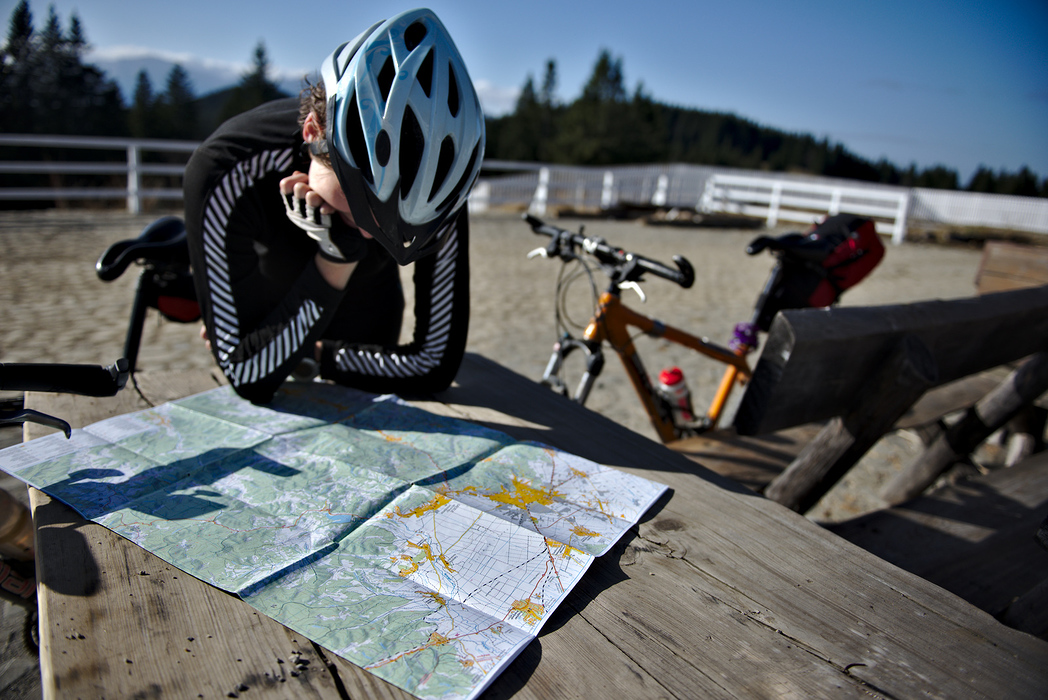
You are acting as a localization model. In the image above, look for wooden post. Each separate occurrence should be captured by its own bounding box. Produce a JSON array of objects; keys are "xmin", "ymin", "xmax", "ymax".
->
[
  {"xmin": 764, "ymin": 334, "xmax": 938, "ymax": 513},
  {"xmin": 882, "ymin": 351, "xmax": 1048, "ymax": 506}
]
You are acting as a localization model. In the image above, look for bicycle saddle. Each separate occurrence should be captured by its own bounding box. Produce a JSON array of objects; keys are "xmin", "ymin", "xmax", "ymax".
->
[
  {"xmin": 745, "ymin": 232, "xmax": 834, "ymax": 262},
  {"xmin": 96, "ymin": 216, "xmax": 190, "ymax": 282}
]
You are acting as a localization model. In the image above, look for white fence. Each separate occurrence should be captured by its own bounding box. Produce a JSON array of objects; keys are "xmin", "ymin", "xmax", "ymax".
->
[
  {"xmin": 699, "ymin": 174, "xmax": 910, "ymax": 243},
  {"xmin": 3, "ymin": 135, "xmax": 1048, "ymax": 243},
  {"xmin": 476, "ymin": 163, "xmax": 1048, "ymax": 243},
  {"xmin": 0, "ymin": 134, "xmax": 198, "ymax": 214}
]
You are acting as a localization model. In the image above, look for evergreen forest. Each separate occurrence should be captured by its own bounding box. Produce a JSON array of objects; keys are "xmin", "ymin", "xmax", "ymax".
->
[{"xmin": 2, "ymin": 1, "xmax": 1045, "ymax": 198}]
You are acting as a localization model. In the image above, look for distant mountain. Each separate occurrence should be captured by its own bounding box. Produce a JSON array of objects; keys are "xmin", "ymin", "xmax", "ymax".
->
[
  {"xmin": 89, "ymin": 49, "xmax": 309, "ymax": 104},
  {"xmin": 89, "ymin": 48, "xmax": 515, "ymax": 119}
]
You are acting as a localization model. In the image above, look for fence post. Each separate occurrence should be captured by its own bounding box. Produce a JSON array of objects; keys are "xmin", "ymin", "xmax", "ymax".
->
[
  {"xmin": 829, "ymin": 188, "xmax": 841, "ymax": 216},
  {"xmin": 529, "ymin": 167, "xmax": 549, "ymax": 215},
  {"xmin": 767, "ymin": 182, "xmax": 782, "ymax": 227},
  {"xmin": 652, "ymin": 173, "xmax": 669, "ymax": 207},
  {"xmin": 601, "ymin": 171, "xmax": 615, "ymax": 209},
  {"xmin": 126, "ymin": 144, "xmax": 140, "ymax": 214},
  {"xmin": 892, "ymin": 192, "xmax": 910, "ymax": 245}
]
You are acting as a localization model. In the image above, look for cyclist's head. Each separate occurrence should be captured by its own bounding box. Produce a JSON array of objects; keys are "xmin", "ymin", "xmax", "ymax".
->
[{"xmin": 309, "ymin": 7, "xmax": 485, "ymax": 265}]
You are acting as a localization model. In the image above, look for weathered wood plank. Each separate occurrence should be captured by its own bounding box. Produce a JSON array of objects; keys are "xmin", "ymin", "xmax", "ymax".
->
[
  {"xmin": 831, "ymin": 453, "xmax": 1048, "ymax": 631},
  {"xmin": 29, "ymin": 488, "xmax": 352, "ymax": 699},
  {"xmin": 975, "ymin": 241, "xmax": 1048, "ymax": 294},
  {"xmin": 18, "ymin": 358, "xmax": 1048, "ymax": 699},
  {"xmin": 883, "ymin": 352, "xmax": 1048, "ymax": 505},
  {"xmin": 734, "ymin": 285, "xmax": 1048, "ymax": 435},
  {"xmin": 895, "ymin": 370, "xmax": 1005, "ymax": 430},
  {"xmin": 667, "ymin": 423, "xmax": 822, "ymax": 492},
  {"xmin": 764, "ymin": 334, "xmax": 938, "ymax": 512},
  {"xmin": 436, "ymin": 355, "xmax": 1048, "ymax": 699}
]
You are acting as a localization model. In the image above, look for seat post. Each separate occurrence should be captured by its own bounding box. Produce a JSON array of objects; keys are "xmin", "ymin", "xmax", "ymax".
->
[{"xmin": 122, "ymin": 270, "xmax": 157, "ymax": 375}]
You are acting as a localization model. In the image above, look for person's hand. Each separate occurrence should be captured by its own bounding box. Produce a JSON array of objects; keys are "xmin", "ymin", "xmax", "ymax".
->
[
  {"xmin": 199, "ymin": 323, "xmax": 211, "ymax": 352},
  {"xmin": 279, "ymin": 172, "xmax": 367, "ymax": 263}
]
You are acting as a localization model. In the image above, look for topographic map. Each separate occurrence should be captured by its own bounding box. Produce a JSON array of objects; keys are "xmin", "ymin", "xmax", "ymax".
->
[{"xmin": 0, "ymin": 383, "xmax": 667, "ymax": 700}]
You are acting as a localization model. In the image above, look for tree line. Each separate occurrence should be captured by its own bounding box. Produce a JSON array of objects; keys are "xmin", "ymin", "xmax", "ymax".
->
[
  {"xmin": 0, "ymin": 1, "xmax": 286, "ymax": 143},
  {"xmin": 1, "ymin": 2, "xmax": 1044, "ymax": 199},
  {"xmin": 486, "ymin": 52, "xmax": 1048, "ymax": 198}
]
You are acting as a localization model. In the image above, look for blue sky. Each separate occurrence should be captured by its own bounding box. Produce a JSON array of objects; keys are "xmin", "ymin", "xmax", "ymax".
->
[{"xmin": 5, "ymin": 0, "xmax": 1046, "ymax": 183}]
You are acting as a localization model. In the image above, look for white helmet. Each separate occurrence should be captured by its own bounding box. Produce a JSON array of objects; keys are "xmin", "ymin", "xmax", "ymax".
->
[{"xmin": 315, "ymin": 8, "xmax": 485, "ymax": 265}]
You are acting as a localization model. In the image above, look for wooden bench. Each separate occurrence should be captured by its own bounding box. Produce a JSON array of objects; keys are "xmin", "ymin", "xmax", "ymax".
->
[
  {"xmin": 828, "ymin": 450, "xmax": 1048, "ymax": 639},
  {"xmin": 975, "ymin": 240, "xmax": 1048, "ymax": 294},
  {"xmin": 19, "ymin": 356, "xmax": 1048, "ymax": 698},
  {"xmin": 730, "ymin": 284, "xmax": 1048, "ymax": 513}
]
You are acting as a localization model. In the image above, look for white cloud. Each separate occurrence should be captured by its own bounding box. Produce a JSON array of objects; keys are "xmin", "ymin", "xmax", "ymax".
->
[
  {"xmin": 86, "ymin": 45, "xmax": 310, "ymax": 98},
  {"xmin": 89, "ymin": 45, "xmax": 518, "ymax": 118},
  {"xmin": 474, "ymin": 79, "xmax": 519, "ymax": 117}
]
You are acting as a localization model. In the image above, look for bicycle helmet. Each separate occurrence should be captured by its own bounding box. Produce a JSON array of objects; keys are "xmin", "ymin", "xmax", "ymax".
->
[{"xmin": 315, "ymin": 8, "xmax": 485, "ymax": 265}]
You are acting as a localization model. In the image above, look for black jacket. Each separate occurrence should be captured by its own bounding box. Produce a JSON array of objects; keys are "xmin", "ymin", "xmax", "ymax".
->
[{"xmin": 183, "ymin": 99, "xmax": 470, "ymax": 403}]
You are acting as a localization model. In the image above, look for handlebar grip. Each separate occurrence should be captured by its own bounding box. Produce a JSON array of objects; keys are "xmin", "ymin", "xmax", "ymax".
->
[
  {"xmin": 635, "ymin": 255, "xmax": 694, "ymax": 289},
  {"xmin": 0, "ymin": 359, "xmax": 129, "ymax": 397}
]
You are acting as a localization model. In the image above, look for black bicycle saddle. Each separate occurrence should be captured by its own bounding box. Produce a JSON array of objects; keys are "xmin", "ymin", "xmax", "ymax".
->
[
  {"xmin": 745, "ymin": 231, "xmax": 833, "ymax": 262},
  {"xmin": 96, "ymin": 216, "xmax": 190, "ymax": 282}
]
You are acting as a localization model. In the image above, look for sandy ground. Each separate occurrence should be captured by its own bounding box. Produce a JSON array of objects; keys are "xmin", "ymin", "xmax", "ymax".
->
[{"xmin": 0, "ymin": 208, "xmax": 987, "ymax": 523}]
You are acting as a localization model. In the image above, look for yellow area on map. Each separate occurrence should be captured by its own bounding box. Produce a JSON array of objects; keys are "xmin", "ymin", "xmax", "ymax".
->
[
  {"xmin": 486, "ymin": 476, "xmax": 562, "ymax": 510},
  {"xmin": 394, "ymin": 540, "xmax": 456, "ymax": 578},
  {"xmin": 428, "ymin": 631, "xmax": 450, "ymax": 646},
  {"xmin": 510, "ymin": 598, "xmax": 545, "ymax": 625},
  {"xmin": 421, "ymin": 590, "xmax": 447, "ymax": 607},
  {"xmin": 392, "ymin": 493, "xmax": 451, "ymax": 518},
  {"xmin": 393, "ymin": 554, "xmax": 418, "ymax": 577},
  {"xmin": 572, "ymin": 525, "xmax": 600, "ymax": 538}
]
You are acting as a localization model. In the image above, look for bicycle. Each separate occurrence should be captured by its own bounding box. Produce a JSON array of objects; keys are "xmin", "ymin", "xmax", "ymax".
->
[
  {"xmin": 1, "ymin": 215, "xmax": 199, "ymax": 439},
  {"xmin": 523, "ymin": 212, "xmax": 884, "ymax": 443}
]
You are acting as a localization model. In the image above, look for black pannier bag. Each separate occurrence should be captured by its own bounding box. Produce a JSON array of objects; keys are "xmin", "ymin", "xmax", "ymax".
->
[{"xmin": 751, "ymin": 214, "xmax": 885, "ymax": 332}]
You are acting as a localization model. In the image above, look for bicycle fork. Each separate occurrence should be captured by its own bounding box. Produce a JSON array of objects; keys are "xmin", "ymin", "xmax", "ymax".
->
[{"xmin": 541, "ymin": 334, "xmax": 605, "ymax": 404}]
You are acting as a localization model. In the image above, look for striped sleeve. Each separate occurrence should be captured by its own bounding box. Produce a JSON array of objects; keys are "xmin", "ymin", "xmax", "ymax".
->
[
  {"xmin": 194, "ymin": 147, "xmax": 343, "ymax": 402},
  {"xmin": 325, "ymin": 211, "xmax": 470, "ymax": 395}
]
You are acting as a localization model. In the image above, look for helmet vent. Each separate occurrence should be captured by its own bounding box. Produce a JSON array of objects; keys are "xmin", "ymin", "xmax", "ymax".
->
[
  {"xmin": 404, "ymin": 21, "xmax": 427, "ymax": 50},
  {"xmin": 399, "ymin": 107, "xmax": 425, "ymax": 197},
  {"xmin": 429, "ymin": 136, "xmax": 455, "ymax": 202},
  {"xmin": 417, "ymin": 49, "xmax": 434, "ymax": 97},
  {"xmin": 447, "ymin": 64, "xmax": 460, "ymax": 117},
  {"xmin": 346, "ymin": 94, "xmax": 374, "ymax": 184},
  {"xmin": 436, "ymin": 141, "xmax": 479, "ymax": 212},
  {"xmin": 377, "ymin": 56, "xmax": 396, "ymax": 104},
  {"xmin": 375, "ymin": 130, "xmax": 391, "ymax": 166}
]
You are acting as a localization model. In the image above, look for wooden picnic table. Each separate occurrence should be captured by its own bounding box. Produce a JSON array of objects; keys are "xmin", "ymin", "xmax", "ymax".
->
[{"xmin": 23, "ymin": 354, "xmax": 1048, "ymax": 699}]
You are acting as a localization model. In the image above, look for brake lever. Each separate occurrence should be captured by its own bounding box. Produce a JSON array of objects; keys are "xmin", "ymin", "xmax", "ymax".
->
[
  {"xmin": 0, "ymin": 408, "xmax": 72, "ymax": 439},
  {"xmin": 620, "ymin": 281, "xmax": 647, "ymax": 303},
  {"xmin": 527, "ymin": 247, "xmax": 549, "ymax": 259}
]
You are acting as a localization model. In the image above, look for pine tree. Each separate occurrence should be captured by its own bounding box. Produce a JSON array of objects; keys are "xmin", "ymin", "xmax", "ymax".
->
[
  {"xmin": 129, "ymin": 70, "xmax": 155, "ymax": 138},
  {"xmin": 0, "ymin": 0, "xmax": 35, "ymax": 133},
  {"xmin": 0, "ymin": 1, "xmax": 125, "ymax": 136},
  {"xmin": 157, "ymin": 64, "xmax": 197, "ymax": 139},
  {"xmin": 219, "ymin": 42, "xmax": 287, "ymax": 122}
]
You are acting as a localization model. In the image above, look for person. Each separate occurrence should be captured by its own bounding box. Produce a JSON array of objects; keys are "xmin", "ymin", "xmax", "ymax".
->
[{"xmin": 183, "ymin": 8, "xmax": 485, "ymax": 404}]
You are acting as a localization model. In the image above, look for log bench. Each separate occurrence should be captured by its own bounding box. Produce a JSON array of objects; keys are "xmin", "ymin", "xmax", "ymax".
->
[{"xmin": 731, "ymin": 284, "xmax": 1048, "ymax": 512}]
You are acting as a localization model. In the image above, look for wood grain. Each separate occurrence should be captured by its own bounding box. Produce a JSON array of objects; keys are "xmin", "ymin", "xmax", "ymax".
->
[
  {"xmin": 18, "ymin": 357, "xmax": 1048, "ymax": 699},
  {"xmin": 734, "ymin": 284, "xmax": 1048, "ymax": 436}
]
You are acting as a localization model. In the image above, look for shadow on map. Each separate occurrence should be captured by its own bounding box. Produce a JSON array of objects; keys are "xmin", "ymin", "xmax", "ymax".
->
[{"xmin": 45, "ymin": 448, "xmax": 299, "ymax": 521}]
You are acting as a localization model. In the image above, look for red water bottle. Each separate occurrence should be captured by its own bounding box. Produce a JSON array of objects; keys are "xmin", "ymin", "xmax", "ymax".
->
[{"xmin": 657, "ymin": 366, "xmax": 694, "ymax": 424}]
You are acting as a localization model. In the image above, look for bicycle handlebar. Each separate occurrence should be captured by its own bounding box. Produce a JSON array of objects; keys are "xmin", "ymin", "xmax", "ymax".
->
[
  {"xmin": 523, "ymin": 213, "xmax": 694, "ymax": 289},
  {"xmin": 0, "ymin": 358, "xmax": 129, "ymax": 397}
]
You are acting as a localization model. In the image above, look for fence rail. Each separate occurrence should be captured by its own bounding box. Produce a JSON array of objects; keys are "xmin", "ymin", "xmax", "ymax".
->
[
  {"xmin": 699, "ymin": 174, "xmax": 910, "ymax": 243},
  {"xmin": 0, "ymin": 134, "xmax": 198, "ymax": 214},
  {"xmin": 3, "ymin": 134, "xmax": 1047, "ymax": 242}
]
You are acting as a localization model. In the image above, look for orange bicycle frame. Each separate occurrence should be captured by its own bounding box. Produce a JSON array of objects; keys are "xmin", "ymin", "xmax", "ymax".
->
[{"xmin": 583, "ymin": 291, "xmax": 752, "ymax": 443}]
